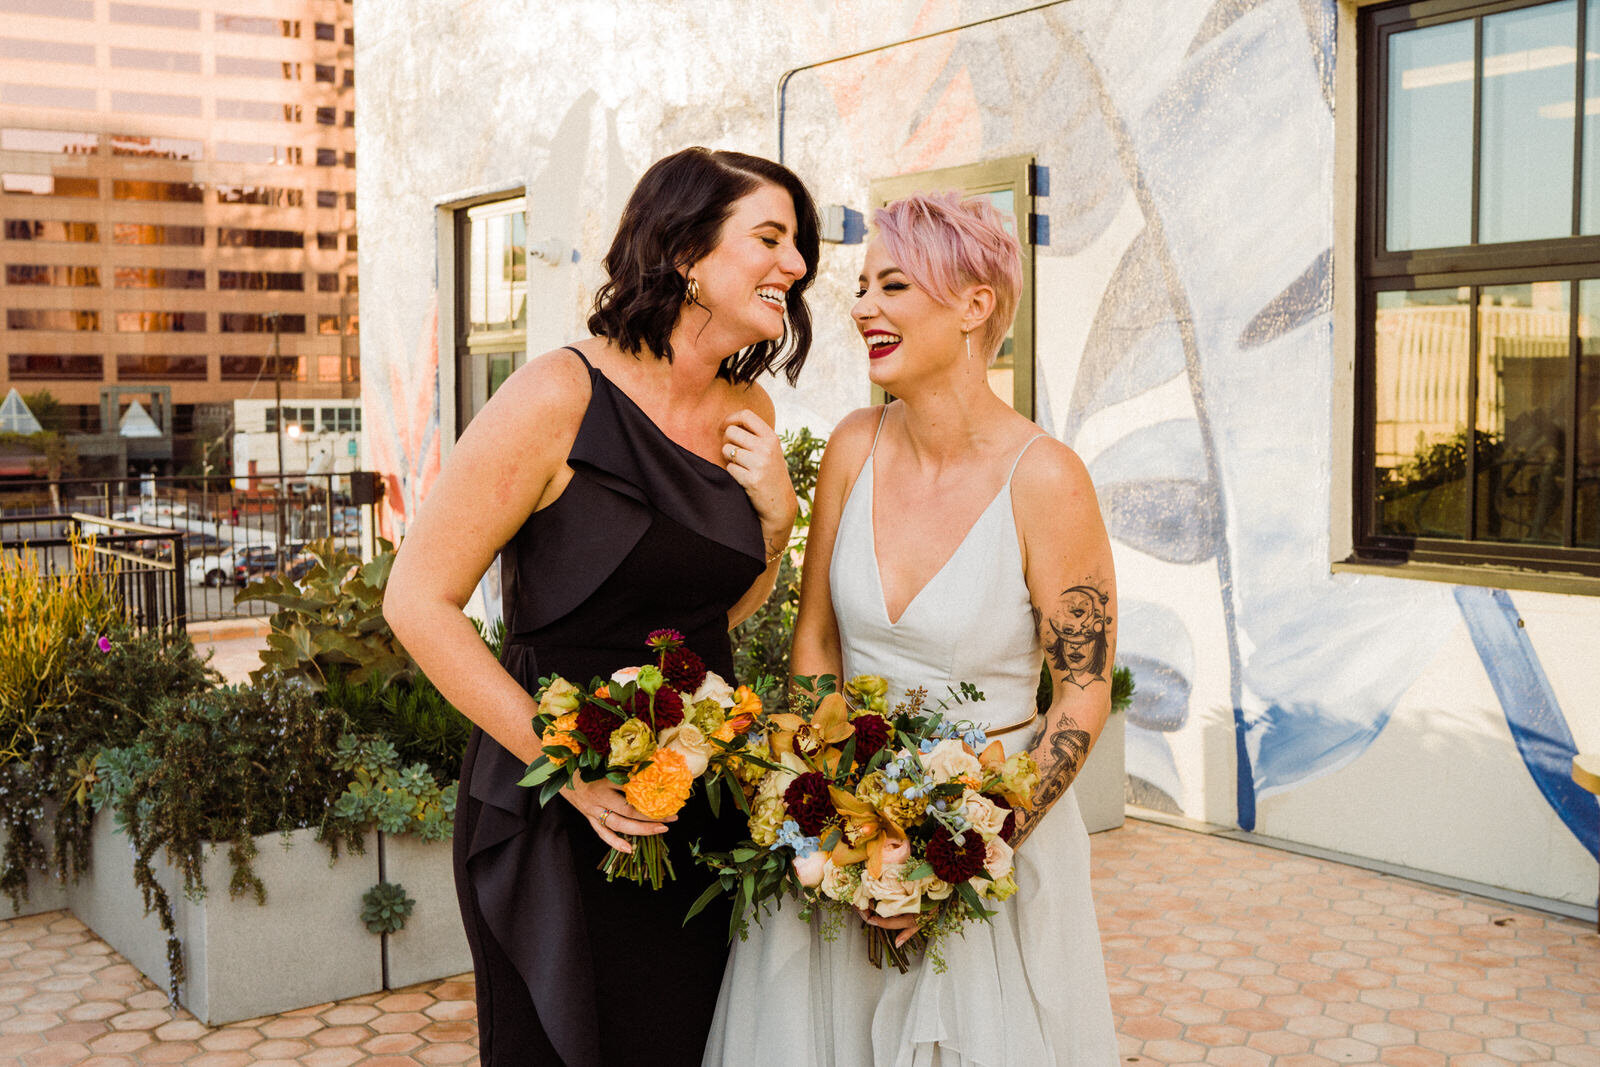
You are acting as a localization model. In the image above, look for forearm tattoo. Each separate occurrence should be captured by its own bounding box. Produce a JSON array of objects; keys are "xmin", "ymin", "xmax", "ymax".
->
[{"xmin": 1014, "ymin": 582, "xmax": 1113, "ymax": 847}]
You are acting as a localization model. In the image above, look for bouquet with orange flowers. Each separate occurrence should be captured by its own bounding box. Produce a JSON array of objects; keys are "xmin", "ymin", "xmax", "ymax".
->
[
  {"xmin": 691, "ymin": 674, "xmax": 1039, "ymax": 972},
  {"xmin": 518, "ymin": 629, "xmax": 762, "ymax": 889}
]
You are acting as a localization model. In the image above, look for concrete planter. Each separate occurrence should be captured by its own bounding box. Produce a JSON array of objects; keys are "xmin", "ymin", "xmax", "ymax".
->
[
  {"xmin": 1076, "ymin": 712, "xmax": 1127, "ymax": 834},
  {"xmin": 379, "ymin": 833, "xmax": 471, "ymax": 989},
  {"xmin": 0, "ymin": 809, "xmax": 71, "ymax": 921},
  {"xmin": 69, "ymin": 814, "xmax": 383, "ymax": 1025}
]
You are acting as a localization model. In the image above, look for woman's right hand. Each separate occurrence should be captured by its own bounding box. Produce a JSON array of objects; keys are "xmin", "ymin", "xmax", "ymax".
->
[{"xmin": 560, "ymin": 776, "xmax": 672, "ymax": 852}]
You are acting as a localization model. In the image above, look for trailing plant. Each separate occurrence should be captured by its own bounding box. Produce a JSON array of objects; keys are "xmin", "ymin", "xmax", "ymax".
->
[
  {"xmin": 90, "ymin": 680, "xmax": 361, "ymax": 1000},
  {"xmin": 0, "ymin": 627, "xmax": 216, "ymax": 911},
  {"xmin": 330, "ymin": 734, "xmax": 457, "ymax": 842},
  {"xmin": 731, "ymin": 428, "xmax": 825, "ymax": 711},
  {"xmin": 360, "ymin": 881, "xmax": 415, "ymax": 934}
]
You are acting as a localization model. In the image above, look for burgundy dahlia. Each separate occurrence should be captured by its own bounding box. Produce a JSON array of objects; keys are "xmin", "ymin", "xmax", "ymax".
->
[
  {"xmin": 925, "ymin": 823, "xmax": 989, "ymax": 883},
  {"xmin": 626, "ymin": 686, "xmax": 684, "ymax": 730},
  {"xmin": 575, "ymin": 703, "xmax": 620, "ymax": 759},
  {"xmin": 849, "ymin": 714, "xmax": 890, "ymax": 762},
  {"xmin": 661, "ymin": 646, "xmax": 708, "ymax": 693},
  {"xmin": 991, "ymin": 795, "xmax": 1017, "ymax": 843},
  {"xmin": 782, "ymin": 772, "xmax": 837, "ymax": 837}
]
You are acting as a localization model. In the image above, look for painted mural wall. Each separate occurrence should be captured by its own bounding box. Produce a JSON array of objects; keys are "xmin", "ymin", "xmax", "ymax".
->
[{"xmin": 356, "ymin": 0, "xmax": 1598, "ymax": 906}]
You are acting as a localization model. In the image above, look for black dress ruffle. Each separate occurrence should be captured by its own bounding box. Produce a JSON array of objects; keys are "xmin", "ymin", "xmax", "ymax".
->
[{"xmin": 454, "ymin": 348, "xmax": 764, "ymax": 1066}]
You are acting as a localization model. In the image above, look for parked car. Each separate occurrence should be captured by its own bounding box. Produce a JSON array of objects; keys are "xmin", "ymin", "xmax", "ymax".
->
[
  {"xmin": 232, "ymin": 544, "xmax": 310, "ymax": 585},
  {"xmin": 134, "ymin": 531, "xmax": 229, "ymax": 563},
  {"xmin": 187, "ymin": 550, "xmax": 238, "ymax": 587}
]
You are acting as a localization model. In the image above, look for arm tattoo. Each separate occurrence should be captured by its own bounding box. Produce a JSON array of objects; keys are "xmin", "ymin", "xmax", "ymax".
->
[
  {"xmin": 1040, "ymin": 583, "xmax": 1112, "ymax": 691},
  {"xmin": 1011, "ymin": 716, "xmax": 1091, "ymax": 848},
  {"xmin": 1014, "ymin": 581, "xmax": 1113, "ymax": 847}
]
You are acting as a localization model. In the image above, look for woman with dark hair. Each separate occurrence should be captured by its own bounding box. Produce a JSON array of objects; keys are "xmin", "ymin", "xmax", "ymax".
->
[
  {"xmin": 385, "ymin": 146, "xmax": 820, "ymax": 1066},
  {"xmin": 707, "ymin": 192, "xmax": 1117, "ymax": 1064}
]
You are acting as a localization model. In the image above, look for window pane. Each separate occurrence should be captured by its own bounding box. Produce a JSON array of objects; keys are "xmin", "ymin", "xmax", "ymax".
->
[
  {"xmin": 217, "ymin": 227, "xmax": 303, "ymax": 249},
  {"xmin": 3, "ymin": 174, "xmax": 96, "ymax": 197},
  {"xmin": 221, "ymin": 355, "xmax": 300, "ymax": 380},
  {"xmin": 6, "ymin": 264, "xmax": 99, "ymax": 286},
  {"xmin": 6, "ymin": 218, "xmax": 98, "ymax": 242},
  {"xmin": 7, "ymin": 308, "xmax": 100, "ymax": 330},
  {"xmin": 3, "ymin": 0, "xmax": 93, "ymax": 16},
  {"xmin": 216, "ymin": 98, "xmax": 301, "ymax": 123},
  {"xmin": 110, "ymin": 92, "xmax": 202, "ymax": 117},
  {"xmin": 107, "ymin": 134, "xmax": 201, "ymax": 160},
  {"xmin": 1476, "ymin": 282, "xmax": 1571, "ymax": 544},
  {"xmin": 8, "ymin": 354, "xmax": 100, "ymax": 379},
  {"xmin": 1387, "ymin": 21, "xmax": 1475, "ymax": 250},
  {"xmin": 219, "ymin": 313, "xmax": 305, "ymax": 333},
  {"xmin": 1374, "ymin": 288, "xmax": 1473, "ymax": 538},
  {"xmin": 114, "ymin": 267, "xmax": 204, "ymax": 289},
  {"xmin": 318, "ymin": 314, "xmax": 341, "ymax": 335},
  {"xmin": 112, "ymin": 223, "xmax": 203, "ymax": 246},
  {"xmin": 113, "ymin": 179, "xmax": 202, "ymax": 202},
  {"xmin": 1585, "ymin": 0, "xmax": 1600, "ymax": 234},
  {"xmin": 115, "ymin": 311, "xmax": 205, "ymax": 332},
  {"xmin": 316, "ymin": 272, "xmax": 338, "ymax": 292},
  {"xmin": 218, "ymin": 270, "xmax": 303, "ymax": 291},
  {"xmin": 0, "ymin": 37, "xmax": 95, "ymax": 64},
  {"xmin": 1, "ymin": 128, "xmax": 97, "ymax": 154},
  {"xmin": 117, "ymin": 354, "xmax": 206, "ymax": 380},
  {"xmin": 1, "ymin": 84, "xmax": 95, "ymax": 110},
  {"xmin": 216, "ymin": 185, "xmax": 302, "ymax": 207},
  {"xmin": 1479, "ymin": 2, "xmax": 1578, "ymax": 243},
  {"xmin": 1578, "ymin": 280, "xmax": 1600, "ymax": 544},
  {"xmin": 109, "ymin": 3, "xmax": 197, "ymax": 29},
  {"xmin": 109, "ymin": 47, "xmax": 200, "ymax": 73}
]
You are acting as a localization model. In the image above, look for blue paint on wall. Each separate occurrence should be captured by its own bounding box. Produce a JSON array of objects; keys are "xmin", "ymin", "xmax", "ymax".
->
[{"xmin": 1454, "ymin": 586, "xmax": 1598, "ymax": 861}]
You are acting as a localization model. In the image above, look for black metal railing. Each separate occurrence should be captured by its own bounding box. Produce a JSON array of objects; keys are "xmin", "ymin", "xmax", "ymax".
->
[
  {"xmin": 0, "ymin": 472, "xmax": 382, "ymax": 624},
  {"xmin": 0, "ymin": 514, "xmax": 187, "ymax": 636}
]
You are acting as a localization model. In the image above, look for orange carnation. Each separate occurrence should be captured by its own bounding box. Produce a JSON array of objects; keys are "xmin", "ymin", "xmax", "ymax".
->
[
  {"xmin": 539, "ymin": 712, "xmax": 582, "ymax": 765},
  {"xmin": 623, "ymin": 747, "xmax": 694, "ymax": 820}
]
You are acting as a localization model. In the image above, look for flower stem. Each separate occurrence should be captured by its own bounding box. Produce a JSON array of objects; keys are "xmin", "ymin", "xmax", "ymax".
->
[{"xmin": 600, "ymin": 835, "xmax": 676, "ymax": 889}]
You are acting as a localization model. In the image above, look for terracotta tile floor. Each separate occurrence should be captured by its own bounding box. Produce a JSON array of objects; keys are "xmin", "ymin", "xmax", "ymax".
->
[{"xmin": 1, "ymin": 818, "xmax": 1595, "ymax": 1065}]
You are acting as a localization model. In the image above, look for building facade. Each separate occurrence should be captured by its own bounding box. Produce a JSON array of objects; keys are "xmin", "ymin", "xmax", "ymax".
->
[
  {"xmin": 0, "ymin": 0, "xmax": 359, "ymax": 474},
  {"xmin": 355, "ymin": 0, "xmax": 1599, "ymax": 911}
]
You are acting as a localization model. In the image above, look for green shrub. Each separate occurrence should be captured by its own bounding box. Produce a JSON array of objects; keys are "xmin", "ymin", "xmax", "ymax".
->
[
  {"xmin": 0, "ymin": 626, "xmax": 216, "ymax": 911},
  {"xmin": 91, "ymin": 681, "xmax": 361, "ymax": 999}
]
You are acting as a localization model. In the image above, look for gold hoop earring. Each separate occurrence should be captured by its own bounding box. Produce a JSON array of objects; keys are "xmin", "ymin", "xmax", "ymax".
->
[{"xmin": 684, "ymin": 277, "xmax": 701, "ymax": 305}]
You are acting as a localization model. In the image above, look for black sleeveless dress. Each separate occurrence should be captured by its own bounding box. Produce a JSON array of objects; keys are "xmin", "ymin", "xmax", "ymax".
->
[{"xmin": 453, "ymin": 349, "xmax": 764, "ymax": 1066}]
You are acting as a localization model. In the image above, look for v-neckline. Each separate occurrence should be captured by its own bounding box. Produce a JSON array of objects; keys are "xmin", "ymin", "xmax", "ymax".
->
[{"xmin": 866, "ymin": 455, "xmax": 1011, "ymax": 627}]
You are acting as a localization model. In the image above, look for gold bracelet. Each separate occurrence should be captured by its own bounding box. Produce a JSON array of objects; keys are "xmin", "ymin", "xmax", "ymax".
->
[{"xmin": 766, "ymin": 545, "xmax": 786, "ymax": 567}]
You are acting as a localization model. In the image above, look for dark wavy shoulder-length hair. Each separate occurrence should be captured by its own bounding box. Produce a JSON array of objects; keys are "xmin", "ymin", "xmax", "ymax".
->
[{"xmin": 586, "ymin": 147, "xmax": 820, "ymax": 386}]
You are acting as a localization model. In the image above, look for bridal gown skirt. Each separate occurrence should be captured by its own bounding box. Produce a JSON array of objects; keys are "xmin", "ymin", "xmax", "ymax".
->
[{"xmin": 704, "ymin": 780, "xmax": 1119, "ymax": 1066}]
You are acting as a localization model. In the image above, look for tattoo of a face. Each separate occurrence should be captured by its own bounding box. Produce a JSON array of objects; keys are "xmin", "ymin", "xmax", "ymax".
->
[
  {"xmin": 1042, "ymin": 584, "xmax": 1111, "ymax": 690},
  {"xmin": 1012, "ymin": 718, "xmax": 1092, "ymax": 848}
]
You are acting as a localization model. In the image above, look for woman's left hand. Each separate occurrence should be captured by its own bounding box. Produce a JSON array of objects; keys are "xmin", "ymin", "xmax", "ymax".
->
[
  {"xmin": 857, "ymin": 907, "xmax": 923, "ymax": 948},
  {"xmin": 722, "ymin": 409, "xmax": 797, "ymax": 551}
]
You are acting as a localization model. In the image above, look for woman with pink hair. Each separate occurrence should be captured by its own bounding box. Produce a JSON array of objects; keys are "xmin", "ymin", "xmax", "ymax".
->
[{"xmin": 707, "ymin": 193, "xmax": 1119, "ymax": 1064}]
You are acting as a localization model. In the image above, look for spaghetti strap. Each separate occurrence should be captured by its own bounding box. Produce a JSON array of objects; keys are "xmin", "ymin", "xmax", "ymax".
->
[
  {"xmin": 867, "ymin": 405, "xmax": 890, "ymax": 457},
  {"xmin": 1006, "ymin": 433, "xmax": 1048, "ymax": 484},
  {"xmin": 563, "ymin": 344, "xmax": 593, "ymax": 369}
]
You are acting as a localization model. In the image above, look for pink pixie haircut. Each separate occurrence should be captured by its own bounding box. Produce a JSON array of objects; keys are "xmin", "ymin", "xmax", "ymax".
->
[{"xmin": 871, "ymin": 191, "xmax": 1023, "ymax": 364}]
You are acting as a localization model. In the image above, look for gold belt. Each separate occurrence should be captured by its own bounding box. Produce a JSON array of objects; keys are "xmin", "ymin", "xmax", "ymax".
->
[{"xmin": 984, "ymin": 714, "xmax": 1040, "ymax": 738}]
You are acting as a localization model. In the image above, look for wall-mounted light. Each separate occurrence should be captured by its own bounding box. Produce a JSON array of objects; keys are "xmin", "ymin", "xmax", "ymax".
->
[{"xmin": 529, "ymin": 238, "xmax": 579, "ymax": 265}]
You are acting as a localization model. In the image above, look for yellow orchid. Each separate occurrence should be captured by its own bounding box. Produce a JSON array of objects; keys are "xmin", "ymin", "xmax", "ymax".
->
[
  {"xmin": 828, "ymin": 785, "xmax": 907, "ymax": 878},
  {"xmin": 768, "ymin": 691, "xmax": 854, "ymax": 764}
]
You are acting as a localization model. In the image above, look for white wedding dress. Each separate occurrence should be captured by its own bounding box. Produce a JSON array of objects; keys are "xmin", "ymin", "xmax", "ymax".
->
[{"xmin": 705, "ymin": 425, "xmax": 1119, "ymax": 1066}]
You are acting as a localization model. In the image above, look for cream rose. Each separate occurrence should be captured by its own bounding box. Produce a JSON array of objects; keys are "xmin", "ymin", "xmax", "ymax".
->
[
  {"xmin": 983, "ymin": 836, "xmax": 1015, "ymax": 881},
  {"xmin": 690, "ymin": 670, "xmax": 735, "ymax": 707},
  {"xmin": 792, "ymin": 850, "xmax": 827, "ymax": 888},
  {"xmin": 861, "ymin": 862, "xmax": 928, "ymax": 918},
  {"xmin": 962, "ymin": 790, "xmax": 1008, "ymax": 839},
  {"xmin": 819, "ymin": 859, "xmax": 869, "ymax": 907},
  {"xmin": 660, "ymin": 723, "xmax": 714, "ymax": 777},
  {"xmin": 924, "ymin": 876, "xmax": 954, "ymax": 901},
  {"xmin": 922, "ymin": 738, "xmax": 982, "ymax": 784},
  {"xmin": 609, "ymin": 665, "xmax": 642, "ymax": 687}
]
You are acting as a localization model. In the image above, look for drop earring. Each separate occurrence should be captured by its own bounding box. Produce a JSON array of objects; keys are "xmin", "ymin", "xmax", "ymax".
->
[
  {"xmin": 964, "ymin": 329, "xmax": 973, "ymax": 361},
  {"xmin": 684, "ymin": 277, "xmax": 701, "ymax": 305}
]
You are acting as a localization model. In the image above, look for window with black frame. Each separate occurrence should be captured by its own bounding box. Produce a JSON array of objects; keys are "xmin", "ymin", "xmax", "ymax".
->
[
  {"xmin": 1359, "ymin": 0, "xmax": 1600, "ymax": 578},
  {"xmin": 454, "ymin": 195, "xmax": 527, "ymax": 433}
]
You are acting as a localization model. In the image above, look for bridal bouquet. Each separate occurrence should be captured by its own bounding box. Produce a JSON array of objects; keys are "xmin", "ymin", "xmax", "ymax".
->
[
  {"xmin": 692, "ymin": 674, "xmax": 1040, "ymax": 972},
  {"xmin": 518, "ymin": 628, "xmax": 761, "ymax": 889}
]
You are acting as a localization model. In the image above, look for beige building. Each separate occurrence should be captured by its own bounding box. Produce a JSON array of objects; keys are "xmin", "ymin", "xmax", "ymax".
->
[{"xmin": 0, "ymin": 0, "xmax": 358, "ymax": 472}]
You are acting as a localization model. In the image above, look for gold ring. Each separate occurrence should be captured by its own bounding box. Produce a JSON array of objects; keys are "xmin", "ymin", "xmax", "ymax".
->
[{"xmin": 726, "ymin": 444, "xmax": 738, "ymax": 461}]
